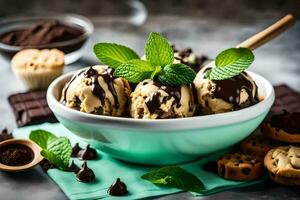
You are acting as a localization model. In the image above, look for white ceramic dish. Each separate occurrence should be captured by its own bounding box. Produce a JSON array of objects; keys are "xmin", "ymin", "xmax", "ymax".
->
[{"xmin": 47, "ymin": 69, "xmax": 274, "ymax": 165}]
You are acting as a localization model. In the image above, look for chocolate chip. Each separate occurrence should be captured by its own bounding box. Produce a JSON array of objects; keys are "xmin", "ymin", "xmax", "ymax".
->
[
  {"xmin": 71, "ymin": 143, "xmax": 82, "ymax": 157},
  {"xmin": 0, "ymin": 128, "xmax": 13, "ymax": 142},
  {"xmin": 76, "ymin": 161, "xmax": 95, "ymax": 182},
  {"xmin": 242, "ymin": 168, "xmax": 251, "ymax": 175},
  {"xmin": 108, "ymin": 178, "xmax": 128, "ymax": 196},
  {"xmin": 64, "ymin": 160, "xmax": 80, "ymax": 173},
  {"xmin": 78, "ymin": 145, "xmax": 97, "ymax": 160}
]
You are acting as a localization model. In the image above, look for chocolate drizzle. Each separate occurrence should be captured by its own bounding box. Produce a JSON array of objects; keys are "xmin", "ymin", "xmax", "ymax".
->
[
  {"xmin": 270, "ymin": 111, "xmax": 300, "ymax": 134},
  {"xmin": 84, "ymin": 67, "xmax": 119, "ymax": 108},
  {"xmin": 144, "ymin": 82, "xmax": 182, "ymax": 114},
  {"xmin": 61, "ymin": 69, "xmax": 85, "ymax": 104},
  {"xmin": 212, "ymin": 72, "xmax": 258, "ymax": 109}
]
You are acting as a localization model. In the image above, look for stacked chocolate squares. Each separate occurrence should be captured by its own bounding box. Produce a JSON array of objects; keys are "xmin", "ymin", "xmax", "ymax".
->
[{"xmin": 8, "ymin": 91, "xmax": 57, "ymax": 127}]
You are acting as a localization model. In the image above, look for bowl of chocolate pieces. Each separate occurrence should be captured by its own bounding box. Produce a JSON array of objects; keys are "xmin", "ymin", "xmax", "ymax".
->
[{"xmin": 0, "ymin": 14, "xmax": 93, "ymax": 64}]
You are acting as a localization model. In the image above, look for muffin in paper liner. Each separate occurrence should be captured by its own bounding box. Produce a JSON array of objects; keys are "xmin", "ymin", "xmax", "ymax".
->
[{"xmin": 11, "ymin": 49, "xmax": 64, "ymax": 90}]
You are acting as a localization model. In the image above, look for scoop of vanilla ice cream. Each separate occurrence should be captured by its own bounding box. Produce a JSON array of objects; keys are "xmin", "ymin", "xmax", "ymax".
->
[
  {"xmin": 130, "ymin": 79, "xmax": 195, "ymax": 119},
  {"xmin": 193, "ymin": 66, "xmax": 258, "ymax": 114},
  {"xmin": 60, "ymin": 65, "xmax": 131, "ymax": 116}
]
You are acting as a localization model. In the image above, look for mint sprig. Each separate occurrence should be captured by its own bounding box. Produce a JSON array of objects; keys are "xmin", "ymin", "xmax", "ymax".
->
[
  {"xmin": 93, "ymin": 43, "xmax": 139, "ymax": 68},
  {"xmin": 146, "ymin": 32, "xmax": 174, "ymax": 66},
  {"xmin": 207, "ymin": 47, "xmax": 254, "ymax": 80},
  {"xmin": 114, "ymin": 59, "xmax": 155, "ymax": 83},
  {"xmin": 30, "ymin": 129, "xmax": 72, "ymax": 170},
  {"xmin": 157, "ymin": 64, "xmax": 196, "ymax": 86},
  {"xmin": 141, "ymin": 166, "xmax": 205, "ymax": 193},
  {"xmin": 117, "ymin": 32, "xmax": 196, "ymax": 86}
]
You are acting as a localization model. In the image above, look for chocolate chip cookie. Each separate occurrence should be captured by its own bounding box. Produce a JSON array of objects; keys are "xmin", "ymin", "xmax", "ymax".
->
[
  {"xmin": 240, "ymin": 134, "xmax": 280, "ymax": 159},
  {"xmin": 262, "ymin": 111, "xmax": 300, "ymax": 143},
  {"xmin": 264, "ymin": 146, "xmax": 300, "ymax": 186},
  {"xmin": 217, "ymin": 151, "xmax": 264, "ymax": 181},
  {"xmin": 264, "ymin": 146, "xmax": 300, "ymax": 178}
]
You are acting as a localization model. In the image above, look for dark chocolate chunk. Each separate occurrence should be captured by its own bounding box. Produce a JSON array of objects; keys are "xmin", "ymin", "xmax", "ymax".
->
[
  {"xmin": 71, "ymin": 143, "xmax": 82, "ymax": 157},
  {"xmin": 242, "ymin": 168, "xmax": 251, "ymax": 175},
  {"xmin": 78, "ymin": 145, "xmax": 97, "ymax": 160},
  {"xmin": 76, "ymin": 161, "xmax": 95, "ymax": 182},
  {"xmin": 272, "ymin": 84, "xmax": 300, "ymax": 113},
  {"xmin": 108, "ymin": 178, "xmax": 128, "ymax": 196},
  {"xmin": 64, "ymin": 160, "xmax": 80, "ymax": 173},
  {"xmin": 8, "ymin": 91, "xmax": 57, "ymax": 127},
  {"xmin": 270, "ymin": 111, "xmax": 300, "ymax": 134},
  {"xmin": 0, "ymin": 128, "xmax": 13, "ymax": 142}
]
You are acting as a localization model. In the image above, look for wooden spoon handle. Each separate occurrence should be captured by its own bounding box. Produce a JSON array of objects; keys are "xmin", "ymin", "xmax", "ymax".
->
[{"xmin": 236, "ymin": 14, "xmax": 295, "ymax": 50}]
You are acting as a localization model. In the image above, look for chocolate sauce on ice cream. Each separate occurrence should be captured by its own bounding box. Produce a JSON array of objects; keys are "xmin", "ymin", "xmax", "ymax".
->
[
  {"xmin": 0, "ymin": 20, "xmax": 83, "ymax": 47},
  {"xmin": 145, "ymin": 82, "xmax": 182, "ymax": 114},
  {"xmin": 84, "ymin": 67, "xmax": 119, "ymax": 108},
  {"xmin": 212, "ymin": 72, "xmax": 258, "ymax": 109}
]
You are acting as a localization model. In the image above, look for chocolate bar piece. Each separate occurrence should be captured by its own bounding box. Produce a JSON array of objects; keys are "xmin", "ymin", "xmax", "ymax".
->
[
  {"xmin": 272, "ymin": 84, "xmax": 300, "ymax": 113},
  {"xmin": 8, "ymin": 91, "xmax": 57, "ymax": 127}
]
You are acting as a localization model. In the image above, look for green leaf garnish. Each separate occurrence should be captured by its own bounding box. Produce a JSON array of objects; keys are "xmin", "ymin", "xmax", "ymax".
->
[
  {"xmin": 29, "ymin": 129, "xmax": 56, "ymax": 149},
  {"xmin": 30, "ymin": 130, "xmax": 72, "ymax": 170},
  {"xmin": 93, "ymin": 43, "xmax": 139, "ymax": 68},
  {"xmin": 95, "ymin": 32, "xmax": 196, "ymax": 86},
  {"xmin": 141, "ymin": 166, "xmax": 205, "ymax": 193},
  {"xmin": 207, "ymin": 47, "xmax": 254, "ymax": 80},
  {"xmin": 157, "ymin": 64, "xmax": 196, "ymax": 86},
  {"xmin": 114, "ymin": 59, "xmax": 155, "ymax": 83},
  {"xmin": 145, "ymin": 32, "xmax": 174, "ymax": 67}
]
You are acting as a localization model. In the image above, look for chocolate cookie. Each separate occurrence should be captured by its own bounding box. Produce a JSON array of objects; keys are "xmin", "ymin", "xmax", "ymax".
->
[
  {"xmin": 262, "ymin": 112, "xmax": 300, "ymax": 143},
  {"xmin": 240, "ymin": 134, "xmax": 280, "ymax": 158},
  {"xmin": 264, "ymin": 146, "xmax": 300, "ymax": 178},
  {"xmin": 217, "ymin": 151, "xmax": 264, "ymax": 181}
]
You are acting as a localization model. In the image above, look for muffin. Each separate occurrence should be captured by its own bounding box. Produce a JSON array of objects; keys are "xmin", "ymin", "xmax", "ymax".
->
[{"xmin": 11, "ymin": 49, "xmax": 64, "ymax": 90}]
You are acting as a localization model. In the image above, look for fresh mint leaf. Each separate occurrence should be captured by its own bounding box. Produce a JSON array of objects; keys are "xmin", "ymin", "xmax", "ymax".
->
[
  {"xmin": 29, "ymin": 129, "xmax": 56, "ymax": 149},
  {"xmin": 45, "ymin": 137, "xmax": 72, "ymax": 169},
  {"xmin": 29, "ymin": 130, "xmax": 72, "ymax": 170},
  {"xmin": 157, "ymin": 64, "xmax": 196, "ymax": 86},
  {"xmin": 141, "ymin": 166, "xmax": 205, "ymax": 193},
  {"xmin": 208, "ymin": 47, "xmax": 254, "ymax": 80},
  {"xmin": 94, "ymin": 43, "xmax": 139, "ymax": 68},
  {"xmin": 114, "ymin": 59, "xmax": 155, "ymax": 83},
  {"xmin": 145, "ymin": 32, "xmax": 174, "ymax": 66}
]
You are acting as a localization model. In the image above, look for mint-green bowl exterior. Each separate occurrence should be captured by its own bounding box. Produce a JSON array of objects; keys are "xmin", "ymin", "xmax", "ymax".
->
[{"xmin": 47, "ymin": 70, "xmax": 274, "ymax": 165}]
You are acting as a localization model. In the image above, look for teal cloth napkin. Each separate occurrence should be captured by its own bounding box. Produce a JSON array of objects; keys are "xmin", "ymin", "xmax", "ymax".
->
[{"xmin": 13, "ymin": 123, "xmax": 266, "ymax": 200}]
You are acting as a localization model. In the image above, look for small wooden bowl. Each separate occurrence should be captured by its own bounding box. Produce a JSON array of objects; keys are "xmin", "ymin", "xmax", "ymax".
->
[{"xmin": 0, "ymin": 139, "xmax": 43, "ymax": 172}]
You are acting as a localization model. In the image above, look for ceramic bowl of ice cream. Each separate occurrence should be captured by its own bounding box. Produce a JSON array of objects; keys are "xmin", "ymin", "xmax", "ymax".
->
[{"xmin": 47, "ymin": 68, "xmax": 274, "ymax": 165}]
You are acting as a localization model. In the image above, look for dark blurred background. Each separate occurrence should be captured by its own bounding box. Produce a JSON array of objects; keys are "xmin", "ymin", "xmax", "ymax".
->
[
  {"xmin": 1, "ymin": 0, "xmax": 299, "ymax": 19},
  {"xmin": 0, "ymin": 0, "xmax": 299, "ymax": 86}
]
